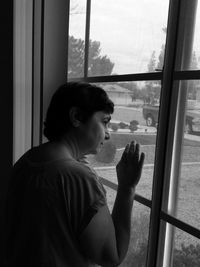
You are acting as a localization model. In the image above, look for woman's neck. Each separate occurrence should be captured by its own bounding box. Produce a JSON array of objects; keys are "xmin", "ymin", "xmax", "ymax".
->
[{"xmin": 56, "ymin": 133, "xmax": 83, "ymax": 160}]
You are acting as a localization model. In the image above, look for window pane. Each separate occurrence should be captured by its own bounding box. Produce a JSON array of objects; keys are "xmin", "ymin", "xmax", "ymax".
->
[
  {"xmin": 87, "ymin": 81, "xmax": 162, "ymax": 200},
  {"xmin": 89, "ymin": 0, "xmax": 169, "ymax": 76},
  {"xmin": 104, "ymin": 186, "xmax": 150, "ymax": 267},
  {"xmin": 121, "ymin": 203, "xmax": 150, "ymax": 266},
  {"xmin": 68, "ymin": 0, "xmax": 86, "ymax": 78},
  {"xmin": 159, "ymin": 222, "xmax": 200, "ymax": 267},
  {"xmin": 163, "ymin": 80, "xmax": 200, "ymax": 229},
  {"xmin": 175, "ymin": 1, "xmax": 200, "ymax": 70},
  {"xmin": 176, "ymin": 83, "xmax": 200, "ymax": 229},
  {"xmin": 192, "ymin": 2, "xmax": 200, "ymax": 70},
  {"xmin": 172, "ymin": 227, "xmax": 200, "ymax": 267}
]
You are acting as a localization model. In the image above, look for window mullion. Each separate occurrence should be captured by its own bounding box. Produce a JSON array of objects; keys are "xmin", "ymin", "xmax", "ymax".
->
[
  {"xmin": 162, "ymin": 1, "xmax": 198, "ymax": 266},
  {"xmin": 84, "ymin": 0, "xmax": 91, "ymax": 78},
  {"xmin": 146, "ymin": 0, "xmax": 182, "ymax": 266}
]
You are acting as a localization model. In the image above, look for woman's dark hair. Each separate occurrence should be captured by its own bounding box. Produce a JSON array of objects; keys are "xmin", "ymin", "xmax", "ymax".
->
[{"xmin": 43, "ymin": 82, "xmax": 114, "ymax": 141}]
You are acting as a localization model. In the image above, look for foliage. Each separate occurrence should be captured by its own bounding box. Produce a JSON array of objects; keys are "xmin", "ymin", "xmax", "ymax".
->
[
  {"xmin": 109, "ymin": 122, "xmax": 119, "ymax": 132},
  {"xmin": 157, "ymin": 43, "xmax": 165, "ymax": 71},
  {"xmin": 145, "ymin": 26, "xmax": 200, "ymax": 103},
  {"xmin": 140, "ymin": 82, "xmax": 161, "ymax": 104},
  {"xmin": 107, "ymin": 81, "xmax": 141, "ymax": 102},
  {"xmin": 147, "ymin": 50, "xmax": 156, "ymax": 72},
  {"xmin": 129, "ymin": 120, "xmax": 139, "ymax": 132},
  {"xmin": 173, "ymin": 243, "xmax": 200, "ymax": 267},
  {"xmin": 188, "ymin": 52, "xmax": 200, "ymax": 99},
  {"xmin": 68, "ymin": 36, "xmax": 114, "ymax": 78},
  {"xmin": 145, "ymin": 50, "xmax": 161, "ymax": 104}
]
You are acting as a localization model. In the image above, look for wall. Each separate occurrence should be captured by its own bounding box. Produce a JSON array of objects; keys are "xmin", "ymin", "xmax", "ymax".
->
[{"xmin": 0, "ymin": 0, "xmax": 13, "ymax": 260}]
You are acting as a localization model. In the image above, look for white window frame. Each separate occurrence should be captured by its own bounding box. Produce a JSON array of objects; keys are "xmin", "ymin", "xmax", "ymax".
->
[
  {"xmin": 14, "ymin": 0, "xmax": 200, "ymax": 265},
  {"xmin": 13, "ymin": 0, "xmax": 33, "ymax": 163}
]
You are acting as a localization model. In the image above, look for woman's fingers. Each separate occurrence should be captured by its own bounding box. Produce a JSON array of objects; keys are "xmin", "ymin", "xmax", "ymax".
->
[
  {"xmin": 121, "ymin": 143, "xmax": 130, "ymax": 162},
  {"xmin": 129, "ymin": 141, "xmax": 136, "ymax": 154},
  {"xmin": 121, "ymin": 141, "xmax": 145, "ymax": 167},
  {"xmin": 126, "ymin": 141, "xmax": 141, "ymax": 161},
  {"xmin": 139, "ymin": 152, "xmax": 145, "ymax": 168}
]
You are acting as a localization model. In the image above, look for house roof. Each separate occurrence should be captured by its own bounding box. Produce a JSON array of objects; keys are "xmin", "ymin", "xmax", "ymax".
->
[{"xmin": 102, "ymin": 84, "xmax": 131, "ymax": 94}]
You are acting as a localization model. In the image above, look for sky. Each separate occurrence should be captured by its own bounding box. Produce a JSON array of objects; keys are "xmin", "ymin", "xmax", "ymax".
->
[{"xmin": 69, "ymin": 0, "xmax": 200, "ymax": 74}]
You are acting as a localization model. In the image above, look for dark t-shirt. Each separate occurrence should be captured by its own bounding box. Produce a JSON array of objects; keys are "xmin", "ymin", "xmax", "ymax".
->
[{"xmin": 3, "ymin": 151, "xmax": 106, "ymax": 267}]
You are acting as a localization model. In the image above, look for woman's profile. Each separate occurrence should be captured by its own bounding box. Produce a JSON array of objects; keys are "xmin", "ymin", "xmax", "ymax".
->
[{"xmin": 3, "ymin": 82, "xmax": 145, "ymax": 267}]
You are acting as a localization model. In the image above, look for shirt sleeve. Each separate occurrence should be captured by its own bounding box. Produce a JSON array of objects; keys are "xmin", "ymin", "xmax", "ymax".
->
[{"xmin": 63, "ymin": 162, "xmax": 107, "ymax": 236}]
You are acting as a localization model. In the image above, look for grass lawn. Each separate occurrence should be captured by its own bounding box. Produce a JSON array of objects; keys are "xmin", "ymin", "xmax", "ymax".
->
[
  {"xmin": 87, "ymin": 132, "xmax": 200, "ymax": 167},
  {"xmin": 110, "ymin": 132, "xmax": 200, "ymax": 148},
  {"xmin": 87, "ymin": 132, "xmax": 200, "ymax": 257}
]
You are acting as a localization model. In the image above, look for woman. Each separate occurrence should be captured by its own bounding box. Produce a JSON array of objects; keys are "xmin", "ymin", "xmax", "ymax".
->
[{"xmin": 4, "ymin": 82, "xmax": 145, "ymax": 267}]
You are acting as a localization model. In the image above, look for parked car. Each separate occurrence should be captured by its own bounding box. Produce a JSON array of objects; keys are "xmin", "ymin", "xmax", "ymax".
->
[{"xmin": 142, "ymin": 103, "xmax": 200, "ymax": 134}]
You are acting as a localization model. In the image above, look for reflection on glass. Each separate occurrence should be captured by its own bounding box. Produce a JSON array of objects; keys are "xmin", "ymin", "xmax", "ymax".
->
[
  {"xmin": 121, "ymin": 203, "xmax": 150, "ymax": 266},
  {"xmin": 191, "ymin": 1, "xmax": 200, "ymax": 70},
  {"xmin": 175, "ymin": 1, "xmax": 200, "ymax": 70},
  {"xmin": 173, "ymin": 84, "xmax": 200, "ymax": 229},
  {"xmin": 159, "ymin": 222, "xmax": 200, "ymax": 267},
  {"xmin": 172, "ymin": 227, "xmax": 200, "ymax": 267},
  {"xmin": 104, "ymin": 186, "xmax": 150, "ymax": 267},
  {"xmin": 68, "ymin": 0, "xmax": 86, "ymax": 78},
  {"xmin": 87, "ymin": 81, "xmax": 161, "ymax": 199},
  {"xmin": 89, "ymin": 0, "xmax": 169, "ymax": 75}
]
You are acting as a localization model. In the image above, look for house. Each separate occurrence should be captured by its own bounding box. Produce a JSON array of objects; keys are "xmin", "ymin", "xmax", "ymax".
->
[{"xmin": 102, "ymin": 84, "xmax": 132, "ymax": 106}]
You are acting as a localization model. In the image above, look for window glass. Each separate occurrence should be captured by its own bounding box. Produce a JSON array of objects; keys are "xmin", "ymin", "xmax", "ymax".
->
[
  {"xmin": 192, "ymin": 2, "xmax": 200, "ymax": 70},
  {"xmin": 159, "ymin": 222, "xmax": 200, "ymax": 267},
  {"xmin": 121, "ymin": 203, "xmax": 150, "ymax": 266},
  {"xmin": 175, "ymin": 1, "xmax": 200, "ymax": 70},
  {"xmin": 87, "ymin": 81, "xmax": 162, "ymax": 200},
  {"xmin": 89, "ymin": 0, "xmax": 169, "ymax": 76},
  {"xmin": 163, "ymin": 80, "xmax": 200, "ymax": 229},
  {"xmin": 172, "ymin": 227, "xmax": 200, "ymax": 267},
  {"xmin": 175, "ymin": 84, "xmax": 200, "ymax": 228},
  {"xmin": 68, "ymin": 0, "xmax": 87, "ymax": 78},
  {"xmin": 104, "ymin": 186, "xmax": 150, "ymax": 267}
]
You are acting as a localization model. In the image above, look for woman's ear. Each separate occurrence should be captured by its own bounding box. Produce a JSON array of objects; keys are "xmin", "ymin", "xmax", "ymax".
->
[{"xmin": 69, "ymin": 107, "xmax": 82, "ymax": 127}]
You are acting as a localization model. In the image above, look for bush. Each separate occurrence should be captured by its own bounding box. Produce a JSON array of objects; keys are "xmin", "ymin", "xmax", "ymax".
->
[
  {"xmin": 95, "ymin": 140, "xmax": 116, "ymax": 163},
  {"xmin": 118, "ymin": 121, "xmax": 129, "ymax": 129},
  {"xmin": 110, "ymin": 123, "xmax": 119, "ymax": 132},
  {"xmin": 173, "ymin": 243, "xmax": 200, "ymax": 267},
  {"xmin": 129, "ymin": 120, "xmax": 139, "ymax": 132}
]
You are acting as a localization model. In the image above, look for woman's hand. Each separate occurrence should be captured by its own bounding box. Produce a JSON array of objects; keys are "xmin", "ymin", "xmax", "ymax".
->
[{"xmin": 116, "ymin": 141, "xmax": 145, "ymax": 191}]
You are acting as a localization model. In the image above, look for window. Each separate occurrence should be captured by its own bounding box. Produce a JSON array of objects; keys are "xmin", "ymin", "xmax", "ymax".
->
[{"xmin": 35, "ymin": 0, "xmax": 200, "ymax": 265}]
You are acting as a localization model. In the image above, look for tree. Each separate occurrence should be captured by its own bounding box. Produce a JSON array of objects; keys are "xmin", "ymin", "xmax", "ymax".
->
[
  {"xmin": 68, "ymin": 36, "xmax": 114, "ymax": 78},
  {"xmin": 157, "ymin": 44, "xmax": 165, "ymax": 71},
  {"xmin": 156, "ymin": 27, "xmax": 167, "ymax": 71},
  {"xmin": 68, "ymin": 36, "xmax": 84, "ymax": 78},
  {"xmin": 118, "ymin": 82, "xmax": 140, "ymax": 101},
  {"xmin": 188, "ymin": 52, "xmax": 200, "ymax": 99},
  {"xmin": 145, "ymin": 51, "xmax": 160, "ymax": 104},
  {"xmin": 147, "ymin": 51, "xmax": 156, "ymax": 72}
]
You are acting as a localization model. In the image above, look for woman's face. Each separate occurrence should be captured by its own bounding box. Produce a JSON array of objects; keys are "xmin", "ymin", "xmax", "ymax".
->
[{"xmin": 78, "ymin": 111, "xmax": 111, "ymax": 155}]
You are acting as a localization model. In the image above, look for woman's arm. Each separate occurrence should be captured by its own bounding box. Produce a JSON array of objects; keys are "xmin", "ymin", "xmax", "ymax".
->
[{"xmin": 79, "ymin": 141, "xmax": 145, "ymax": 266}]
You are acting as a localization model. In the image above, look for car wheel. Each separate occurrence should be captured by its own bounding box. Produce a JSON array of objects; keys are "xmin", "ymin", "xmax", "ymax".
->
[{"xmin": 146, "ymin": 115, "xmax": 155, "ymax": 127}]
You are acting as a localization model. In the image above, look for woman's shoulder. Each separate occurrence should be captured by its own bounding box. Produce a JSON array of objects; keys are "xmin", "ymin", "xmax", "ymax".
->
[{"xmin": 58, "ymin": 159, "xmax": 97, "ymax": 182}]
